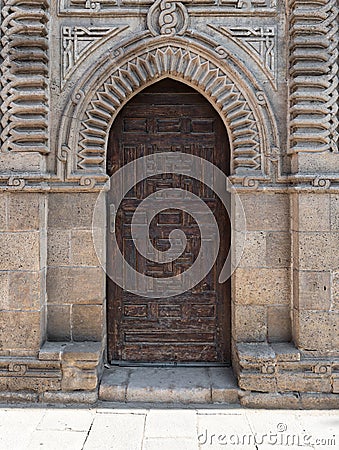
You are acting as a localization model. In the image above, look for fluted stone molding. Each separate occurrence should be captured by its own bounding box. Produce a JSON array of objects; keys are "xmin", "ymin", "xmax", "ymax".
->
[
  {"xmin": 0, "ymin": 0, "xmax": 49, "ymax": 153},
  {"xmin": 289, "ymin": 0, "xmax": 339, "ymax": 154}
]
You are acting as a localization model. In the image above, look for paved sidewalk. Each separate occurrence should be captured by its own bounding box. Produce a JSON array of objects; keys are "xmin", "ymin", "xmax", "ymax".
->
[{"xmin": 0, "ymin": 403, "xmax": 338, "ymax": 450}]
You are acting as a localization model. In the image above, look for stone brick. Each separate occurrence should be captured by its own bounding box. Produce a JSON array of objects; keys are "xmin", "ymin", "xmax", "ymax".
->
[
  {"xmin": 0, "ymin": 232, "xmax": 40, "ymax": 271},
  {"xmin": 297, "ymin": 194, "xmax": 330, "ymax": 232},
  {"xmin": 332, "ymin": 271, "xmax": 339, "ymax": 311},
  {"xmin": 237, "ymin": 231, "xmax": 266, "ymax": 268},
  {"xmin": 47, "ymin": 230, "xmax": 70, "ymax": 266},
  {"xmin": 234, "ymin": 268, "xmax": 290, "ymax": 306},
  {"xmin": 72, "ymin": 305, "xmax": 103, "ymax": 341},
  {"xmin": 238, "ymin": 373, "xmax": 277, "ymax": 392},
  {"xmin": 268, "ymin": 306, "xmax": 292, "ymax": 342},
  {"xmin": 236, "ymin": 193, "xmax": 289, "ymax": 231},
  {"xmin": 40, "ymin": 390, "xmax": 98, "ymax": 404},
  {"xmin": 70, "ymin": 230, "xmax": 100, "ymax": 266},
  {"xmin": 6, "ymin": 271, "xmax": 41, "ymax": 311},
  {"xmin": 7, "ymin": 193, "xmax": 42, "ymax": 231},
  {"xmin": 6, "ymin": 377, "xmax": 61, "ymax": 393},
  {"xmin": 47, "ymin": 305, "xmax": 71, "ymax": 341},
  {"xmin": 0, "ymin": 311, "xmax": 41, "ymax": 351},
  {"xmin": 47, "ymin": 267, "xmax": 105, "ymax": 305},
  {"xmin": 0, "ymin": 272, "xmax": 9, "ymax": 308},
  {"xmin": 48, "ymin": 193, "xmax": 99, "ymax": 230},
  {"xmin": 233, "ymin": 305, "xmax": 267, "ymax": 342},
  {"xmin": 296, "ymin": 271, "xmax": 331, "ymax": 311},
  {"xmin": 294, "ymin": 310, "xmax": 333, "ymax": 351},
  {"xmin": 276, "ymin": 373, "xmax": 332, "ymax": 393},
  {"xmin": 298, "ymin": 232, "xmax": 335, "ymax": 271},
  {"xmin": 266, "ymin": 232, "xmax": 290, "ymax": 268},
  {"xmin": 0, "ymin": 194, "xmax": 7, "ymax": 231},
  {"xmin": 240, "ymin": 392, "xmax": 301, "ymax": 409},
  {"xmin": 330, "ymin": 195, "xmax": 339, "ymax": 231},
  {"xmin": 62, "ymin": 342, "xmax": 102, "ymax": 362}
]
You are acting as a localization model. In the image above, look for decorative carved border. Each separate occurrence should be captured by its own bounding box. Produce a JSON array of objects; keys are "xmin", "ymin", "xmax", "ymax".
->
[
  {"xmin": 0, "ymin": 0, "xmax": 49, "ymax": 153},
  {"xmin": 289, "ymin": 0, "xmax": 338, "ymax": 154},
  {"xmin": 59, "ymin": 37, "xmax": 278, "ymax": 177}
]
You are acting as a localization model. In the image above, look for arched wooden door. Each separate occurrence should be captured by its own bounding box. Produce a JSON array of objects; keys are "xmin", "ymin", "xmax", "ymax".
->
[{"xmin": 107, "ymin": 79, "xmax": 231, "ymax": 364}]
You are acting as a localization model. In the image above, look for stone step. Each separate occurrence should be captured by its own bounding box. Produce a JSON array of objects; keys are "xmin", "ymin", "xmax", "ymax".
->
[{"xmin": 99, "ymin": 366, "xmax": 240, "ymax": 404}]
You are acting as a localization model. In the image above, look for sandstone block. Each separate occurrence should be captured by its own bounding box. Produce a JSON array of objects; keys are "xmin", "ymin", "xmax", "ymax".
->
[
  {"xmin": 330, "ymin": 195, "xmax": 339, "ymax": 231},
  {"xmin": 0, "ymin": 311, "xmax": 41, "ymax": 351},
  {"xmin": 296, "ymin": 271, "xmax": 331, "ymax": 311},
  {"xmin": 47, "ymin": 305, "xmax": 71, "ymax": 341},
  {"xmin": 236, "ymin": 193, "xmax": 289, "ymax": 231},
  {"xmin": 70, "ymin": 230, "xmax": 100, "ymax": 266},
  {"xmin": 7, "ymin": 193, "xmax": 42, "ymax": 231},
  {"xmin": 48, "ymin": 193, "xmax": 99, "ymax": 229},
  {"xmin": 72, "ymin": 305, "xmax": 104, "ymax": 341},
  {"xmin": 296, "ymin": 194, "xmax": 330, "ymax": 232},
  {"xmin": 0, "ymin": 232, "xmax": 40, "ymax": 271},
  {"xmin": 47, "ymin": 230, "xmax": 71, "ymax": 266},
  {"xmin": 268, "ymin": 306, "xmax": 292, "ymax": 342},
  {"xmin": 237, "ymin": 231, "xmax": 266, "ymax": 268},
  {"xmin": 234, "ymin": 268, "xmax": 290, "ymax": 306},
  {"xmin": 233, "ymin": 305, "xmax": 267, "ymax": 342},
  {"xmin": 47, "ymin": 267, "xmax": 105, "ymax": 305},
  {"xmin": 0, "ymin": 194, "xmax": 7, "ymax": 231},
  {"xmin": 266, "ymin": 232, "xmax": 291, "ymax": 268}
]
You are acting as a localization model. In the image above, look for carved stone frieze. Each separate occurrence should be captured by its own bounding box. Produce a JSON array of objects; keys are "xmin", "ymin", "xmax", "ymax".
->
[
  {"xmin": 209, "ymin": 25, "xmax": 277, "ymax": 88},
  {"xmin": 58, "ymin": 0, "xmax": 276, "ymax": 15},
  {"xmin": 0, "ymin": 0, "xmax": 49, "ymax": 153},
  {"xmin": 289, "ymin": 0, "xmax": 339, "ymax": 154},
  {"xmin": 62, "ymin": 26, "xmax": 129, "ymax": 84},
  {"xmin": 65, "ymin": 43, "xmax": 267, "ymax": 174}
]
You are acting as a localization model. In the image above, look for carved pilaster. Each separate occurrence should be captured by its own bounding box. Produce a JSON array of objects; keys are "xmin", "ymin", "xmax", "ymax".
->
[
  {"xmin": 0, "ymin": 0, "xmax": 49, "ymax": 153},
  {"xmin": 289, "ymin": 0, "xmax": 338, "ymax": 154}
]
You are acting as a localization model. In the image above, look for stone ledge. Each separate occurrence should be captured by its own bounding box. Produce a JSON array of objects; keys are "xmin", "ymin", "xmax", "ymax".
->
[
  {"xmin": 240, "ymin": 392, "xmax": 339, "ymax": 409},
  {"xmin": 235, "ymin": 341, "xmax": 339, "ymax": 395}
]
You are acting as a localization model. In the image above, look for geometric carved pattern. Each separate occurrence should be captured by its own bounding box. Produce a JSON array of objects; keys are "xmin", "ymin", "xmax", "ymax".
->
[
  {"xmin": 210, "ymin": 26, "xmax": 276, "ymax": 87},
  {"xmin": 62, "ymin": 26, "xmax": 128, "ymax": 83},
  {"xmin": 59, "ymin": 0, "xmax": 276, "ymax": 15},
  {"xmin": 0, "ymin": 0, "xmax": 49, "ymax": 153},
  {"xmin": 289, "ymin": 0, "xmax": 339, "ymax": 153},
  {"xmin": 78, "ymin": 45, "xmax": 262, "ymax": 172}
]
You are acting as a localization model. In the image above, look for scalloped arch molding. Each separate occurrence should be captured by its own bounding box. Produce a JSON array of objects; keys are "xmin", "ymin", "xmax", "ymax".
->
[{"xmin": 59, "ymin": 39, "xmax": 277, "ymax": 177}]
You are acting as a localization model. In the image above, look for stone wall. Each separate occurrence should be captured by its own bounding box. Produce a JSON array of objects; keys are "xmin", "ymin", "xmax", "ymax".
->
[{"xmin": 0, "ymin": 0, "xmax": 338, "ymax": 405}]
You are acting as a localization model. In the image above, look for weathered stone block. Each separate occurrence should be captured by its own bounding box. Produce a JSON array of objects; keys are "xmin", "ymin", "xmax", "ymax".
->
[
  {"xmin": 276, "ymin": 373, "xmax": 332, "ymax": 393},
  {"xmin": 47, "ymin": 267, "xmax": 105, "ymax": 305},
  {"xmin": 236, "ymin": 193, "xmax": 289, "ymax": 231},
  {"xmin": 7, "ymin": 193, "xmax": 42, "ymax": 231},
  {"xmin": 47, "ymin": 305, "xmax": 71, "ymax": 341},
  {"xmin": 330, "ymin": 195, "xmax": 339, "ymax": 231},
  {"xmin": 233, "ymin": 305, "xmax": 267, "ymax": 342},
  {"xmin": 48, "ymin": 193, "xmax": 99, "ymax": 230},
  {"xmin": 0, "ymin": 232, "xmax": 40, "ymax": 271},
  {"xmin": 237, "ymin": 231, "xmax": 266, "ymax": 268},
  {"xmin": 234, "ymin": 268, "xmax": 290, "ymax": 305},
  {"xmin": 296, "ymin": 271, "xmax": 331, "ymax": 311},
  {"xmin": 266, "ymin": 232, "xmax": 290, "ymax": 268},
  {"xmin": 0, "ymin": 311, "xmax": 41, "ymax": 351},
  {"xmin": 294, "ymin": 310, "xmax": 333, "ymax": 351},
  {"xmin": 333, "ymin": 272, "xmax": 339, "ymax": 312},
  {"xmin": 47, "ymin": 230, "xmax": 71, "ymax": 265},
  {"xmin": 268, "ymin": 306, "xmax": 292, "ymax": 342},
  {"xmin": 6, "ymin": 271, "xmax": 41, "ymax": 311},
  {"xmin": 70, "ymin": 230, "xmax": 100, "ymax": 266},
  {"xmin": 238, "ymin": 373, "xmax": 277, "ymax": 392},
  {"xmin": 72, "ymin": 305, "xmax": 104, "ymax": 341},
  {"xmin": 298, "ymin": 232, "xmax": 335, "ymax": 271},
  {"xmin": 0, "ymin": 195, "xmax": 7, "ymax": 231},
  {"xmin": 296, "ymin": 194, "xmax": 330, "ymax": 232},
  {"xmin": 61, "ymin": 364, "xmax": 98, "ymax": 391}
]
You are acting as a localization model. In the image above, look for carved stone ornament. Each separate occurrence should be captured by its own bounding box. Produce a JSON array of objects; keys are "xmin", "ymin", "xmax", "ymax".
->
[
  {"xmin": 57, "ymin": 37, "xmax": 281, "ymax": 178},
  {"xmin": 289, "ymin": 0, "xmax": 338, "ymax": 153},
  {"xmin": 0, "ymin": 0, "xmax": 49, "ymax": 153},
  {"xmin": 147, "ymin": 0, "xmax": 189, "ymax": 37}
]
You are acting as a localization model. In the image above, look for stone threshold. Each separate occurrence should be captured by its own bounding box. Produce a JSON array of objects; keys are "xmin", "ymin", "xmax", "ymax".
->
[{"xmin": 99, "ymin": 366, "xmax": 241, "ymax": 404}]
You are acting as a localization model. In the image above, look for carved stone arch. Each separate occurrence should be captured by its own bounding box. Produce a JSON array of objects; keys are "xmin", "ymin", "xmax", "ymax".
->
[{"xmin": 58, "ymin": 37, "xmax": 278, "ymax": 179}]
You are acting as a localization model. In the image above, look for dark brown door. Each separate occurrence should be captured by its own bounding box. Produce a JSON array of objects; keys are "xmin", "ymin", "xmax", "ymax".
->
[{"xmin": 107, "ymin": 79, "xmax": 231, "ymax": 364}]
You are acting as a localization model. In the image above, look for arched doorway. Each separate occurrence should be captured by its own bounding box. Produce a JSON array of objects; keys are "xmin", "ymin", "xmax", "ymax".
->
[{"xmin": 106, "ymin": 79, "xmax": 231, "ymax": 364}]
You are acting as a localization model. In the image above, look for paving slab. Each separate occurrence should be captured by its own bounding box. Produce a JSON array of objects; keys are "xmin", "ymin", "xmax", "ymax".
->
[{"xmin": 99, "ymin": 366, "xmax": 240, "ymax": 404}]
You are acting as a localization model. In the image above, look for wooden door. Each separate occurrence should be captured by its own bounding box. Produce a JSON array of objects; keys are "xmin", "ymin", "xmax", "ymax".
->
[{"xmin": 107, "ymin": 79, "xmax": 231, "ymax": 364}]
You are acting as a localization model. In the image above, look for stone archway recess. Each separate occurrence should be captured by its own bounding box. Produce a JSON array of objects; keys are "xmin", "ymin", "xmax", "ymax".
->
[{"xmin": 58, "ymin": 37, "xmax": 278, "ymax": 180}]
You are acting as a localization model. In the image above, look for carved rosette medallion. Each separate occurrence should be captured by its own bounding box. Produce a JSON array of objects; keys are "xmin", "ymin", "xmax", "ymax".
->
[{"xmin": 147, "ymin": 0, "xmax": 189, "ymax": 37}]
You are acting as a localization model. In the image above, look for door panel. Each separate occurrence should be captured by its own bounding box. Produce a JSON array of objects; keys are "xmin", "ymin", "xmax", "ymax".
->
[{"xmin": 107, "ymin": 79, "xmax": 231, "ymax": 364}]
